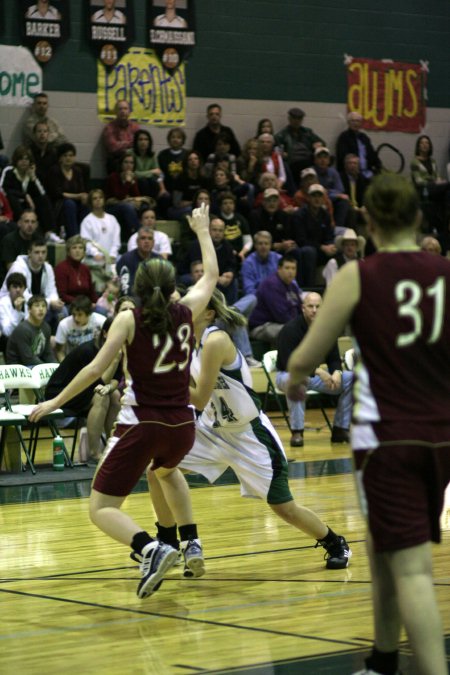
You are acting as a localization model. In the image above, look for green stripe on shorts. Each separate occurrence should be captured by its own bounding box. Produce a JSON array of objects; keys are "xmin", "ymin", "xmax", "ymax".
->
[{"xmin": 250, "ymin": 418, "xmax": 293, "ymax": 504}]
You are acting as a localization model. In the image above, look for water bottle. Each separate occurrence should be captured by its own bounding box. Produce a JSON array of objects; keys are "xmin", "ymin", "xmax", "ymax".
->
[{"xmin": 53, "ymin": 435, "xmax": 65, "ymax": 471}]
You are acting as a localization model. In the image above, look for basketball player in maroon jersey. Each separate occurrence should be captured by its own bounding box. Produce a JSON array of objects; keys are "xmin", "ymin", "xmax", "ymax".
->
[
  {"xmin": 30, "ymin": 203, "xmax": 219, "ymax": 600},
  {"xmin": 286, "ymin": 174, "xmax": 450, "ymax": 675}
]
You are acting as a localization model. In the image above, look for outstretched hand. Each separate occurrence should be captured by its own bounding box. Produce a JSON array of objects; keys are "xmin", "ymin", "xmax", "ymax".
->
[{"xmin": 187, "ymin": 202, "xmax": 210, "ymax": 235}]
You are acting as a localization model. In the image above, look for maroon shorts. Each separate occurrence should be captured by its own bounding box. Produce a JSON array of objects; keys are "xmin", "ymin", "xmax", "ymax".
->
[
  {"xmin": 354, "ymin": 444, "xmax": 450, "ymax": 553},
  {"xmin": 93, "ymin": 406, "xmax": 195, "ymax": 497}
]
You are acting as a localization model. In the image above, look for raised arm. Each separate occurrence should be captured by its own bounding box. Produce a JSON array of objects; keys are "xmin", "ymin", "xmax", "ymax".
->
[
  {"xmin": 180, "ymin": 203, "xmax": 219, "ymax": 320},
  {"xmin": 287, "ymin": 261, "xmax": 360, "ymax": 399},
  {"xmin": 29, "ymin": 311, "xmax": 132, "ymax": 422}
]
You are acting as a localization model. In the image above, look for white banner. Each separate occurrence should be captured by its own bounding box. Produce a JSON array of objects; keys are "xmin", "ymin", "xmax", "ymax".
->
[{"xmin": 0, "ymin": 46, "xmax": 42, "ymax": 107}]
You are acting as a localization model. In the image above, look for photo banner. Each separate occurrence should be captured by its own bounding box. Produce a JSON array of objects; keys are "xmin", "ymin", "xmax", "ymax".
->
[
  {"xmin": 21, "ymin": 0, "xmax": 70, "ymax": 64},
  {"xmin": 97, "ymin": 47, "xmax": 185, "ymax": 125},
  {"xmin": 0, "ymin": 45, "xmax": 43, "ymax": 106},
  {"xmin": 148, "ymin": 0, "xmax": 195, "ymax": 72},
  {"xmin": 88, "ymin": 0, "xmax": 134, "ymax": 67},
  {"xmin": 345, "ymin": 56, "xmax": 427, "ymax": 132}
]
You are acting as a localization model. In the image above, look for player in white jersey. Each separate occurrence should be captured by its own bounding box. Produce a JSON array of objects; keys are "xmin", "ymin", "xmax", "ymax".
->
[{"xmin": 145, "ymin": 288, "xmax": 352, "ymax": 576}]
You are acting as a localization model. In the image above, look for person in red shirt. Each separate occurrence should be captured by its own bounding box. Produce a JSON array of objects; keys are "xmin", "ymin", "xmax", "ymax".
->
[{"xmin": 54, "ymin": 235, "xmax": 97, "ymax": 307}]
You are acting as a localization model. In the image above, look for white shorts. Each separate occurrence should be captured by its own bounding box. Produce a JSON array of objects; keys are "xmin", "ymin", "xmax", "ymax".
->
[{"xmin": 179, "ymin": 413, "xmax": 292, "ymax": 504}]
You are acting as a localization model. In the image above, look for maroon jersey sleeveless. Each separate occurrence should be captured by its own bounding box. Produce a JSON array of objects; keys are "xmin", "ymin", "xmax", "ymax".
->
[
  {"xmin": 351, "ymin": 252, "xmax": 450, "ymax": 441},
  {"xmin": 123, "ymin": 303, "xmax": 194, "ymax": 408}
]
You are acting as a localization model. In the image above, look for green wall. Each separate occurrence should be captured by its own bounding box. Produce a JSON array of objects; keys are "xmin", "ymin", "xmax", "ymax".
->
[{"xmin": 1, "ymin": 1, "xmax": 449, "ymax": 106}]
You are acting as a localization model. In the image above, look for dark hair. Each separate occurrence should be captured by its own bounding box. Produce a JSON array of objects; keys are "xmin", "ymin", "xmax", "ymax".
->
[
  {"xmin": 278, "ymin": 254, "xmax": 297, "ymax": 267},
  {"xmin": 33, "ymin": 92, "xmax": 48, "ymax": 100},
  {"xmin": 139, "ymin": 205, "xmax": 156, "ymax": 220},
  {"xmin": 364, "ymin": 174, "xmax": 419, "ymax": 232},
  {"xmin": 183, "ymin": 150, "xmax": 203, "ymax": 172},
  {"xmin": 6, "ymin": 272, "xmax": 27, "ymax": 289},
  {"xmin": 133, "ymin": 129, "xmax": 154, "ymax": 158},
  {"xmin": 12, "ymin": 145, "xmax": 33, "ymax": 165},
  {"xmin": 70, "ymin": 295, "xmax": 92, "ymax": 315},
  {"xmin": 114, "ymin": 295, "xmax": 136, "ymax": 315},
  {"xmin": 167, "ymin": 127, "xmax": 186, "ymax": 144},
  {"xmin": 193, "ymin": 188, "xmax": 210, "ymax": 206},
  {"xmin": 27, "ymin": 294, "xmax": 47, "ymax": 309},
  {"xmin": 414, "ymin": 134, "xmax": 433, "ymax": 158},
  {"xmin": 57, "ymin": 142, "xmax": 76, "ymax": 158},
  {"xmin": 133, "ymin": 259, "xmax": 176, "ymax": 335},
  {"xmin": 207, "ymin": 103, "xmax": 222, "ymax": 114},
  {"xmin": 119, "ymin": 150, "xmax": 135, "ymax": 171},
  {"xmin": 215, "ymin": 132, "xmax": 231, "ymax": 147},
  {"xmin": 256, "ymin": 118, "xmax": 274, "ymax": 136},
  {"xmin": 218, "ymin": 191, "xmax": 236, "ymax": 204},
  {"xmin": 28, "ymin": 235, "xmax": 47, "ymax": 251}
]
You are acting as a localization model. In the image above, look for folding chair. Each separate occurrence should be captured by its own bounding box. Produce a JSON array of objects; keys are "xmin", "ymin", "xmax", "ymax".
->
[
  {"xmin": 0, "ymin": 363, "xmax": 73, "ymax": 470},
  {"xmin": 0, "ymin": 372, "xmax": 36, "ymax": 473},
  {"xmin": 262, "ymin": 350, "xmax": 292, "ymax": 431},
  {"xmin": 262, "ymin": 350, "xmax": 333, "ymax": 433},
  {"xmin": 30, "ymin": 363, "xmax": 76, "ymax": 467}
]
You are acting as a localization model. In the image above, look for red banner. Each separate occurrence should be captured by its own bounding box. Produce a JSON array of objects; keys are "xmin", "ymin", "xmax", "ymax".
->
[{"xmin": 346, "ymin": 57, "xmax": 427, "ymax": 132}]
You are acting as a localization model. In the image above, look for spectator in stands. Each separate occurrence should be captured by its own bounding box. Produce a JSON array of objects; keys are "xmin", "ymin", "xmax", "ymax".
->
[
  {"xmin": 95, "ymin": 278, "xmax": 121, "ymax": 317},
  {"xmin": 193, "ymin": 103, "xmax": 241, "ymax": 161},
  {"xmin": 45, "ymin": 317, "xmax": 121, "ymax": 463},
  {"xmin": 291, "ymin": 183, "xmax": 336, "ymax": 284},
  {"xmin": 0, "ymin": 272, "xmax": 27, "ymax": 353},
  {"xmin": 210, "ymin": 165, "xmax": 252, "ymax": 217},
  {"xmin": 339, "ymin": 153, "xmax": 369, "ymax": 230},
  {"xmin": 293, "ymin": 167, "xmax": 334, "ymax": 221},
  {"xmin": 0, "ymin": 235, "xmax": 65, "ymax": 332},
  {"xmin": 0, "ymin": 188, "xmax": 16, "ymax": 245},
  {"xmin": 249, "ymin": 187, "xmax": 292, "ymax": 247},
  {"xmin": 240, "ymin": 230, "xmax": 282, "ymax": 299},
  {"xmin": 183, "ymin": 217, "xmax": 238, "ymax": 304},
  {"xmin": 116, "ymin": 225, "xmax": 161, "ymax": 296},
  {"xmin": 257, "ymin": 133, "xmax": 287, "ymax": 189},
  {"xmin": 254, "ymin": 172, "xmax": 295, "ymax": 213},
  {"xmin": 0, "ymin": 145, "xmax": 54, "ymax": 231},
  {"xmin": 54, "ymin": 294, "xmax": 106, "ymax": 361},
  {"xmin": 0, "ymin": 209, "xmax": 39, "ymax": 275},
  {"xmin": 420, "ymin": 235, "xmax": 442, "ymax": 255},
  {"xmin": 322, "ymin": 227, "xmax": 365, "ymax": 286},
  {"xmin": 0, "ymin": 129, "xmax": 8, "ymax": 173},
  {"xmin": 236, "ymin": 137, "xmax": 264, "ymax": 185},
  {"xmin": 54, "ymin": 235, "xmax": 97, "ymax": 307},
  {"xmin": 248, "ymin": 253, "xmax": 301, "ymax": 346},
  {"xmin": 335, "ymin": 111, "xmax": 380, "ymax": 177},
  {"xmin": 204, "ymin": 131, "xmax": 238, "ymax": 178},
  {"xmin": 176, "ymin": 188, "xmax": 214, "ymax": 262},
  {"xmin": 127, "ymin": 206, "xmax": 172, "ymax": 259},
  {"xmin": 132, "ymin": 129, "xmax": 169, "ymax": 211},
  {"xmin": 217, "ymin": 191, "xmax": 252, "ymax": 262},
  {"xmin": 255, "ymin": 118, "xmax": 275, "ymax": 137},
  {"xmin": 28, "ymin": 120, "xmax": 57, "ymax": 183},
  {"xmin": 275, "ymin": 291, "xmax": 352, "ymax": 447},
  {"xmin": 313, "ymin": 147, "xmax": 350, "ymax": 233},
  {"xmin": 6, "ymin": 294, "xmax": 54, "ymax": 365},
  {"xmin": 275, "ymin": 107, "xmax": 325, "ymax": 180},
  {"xmin": 168, "ymin": 150, "xmax": 209, "ymax": 220},
  {"xmin": 46, "ymin": 142, "xmax": 89, "ymax": 238},
  {"xmin": 80, "ymin": 189, "xmax": 121, "ymax": 292},
  {"xmin": 157, "ymin": 127, "xmax": 188, "ymax": 196},
  {"xmin": 102, "ymin": 99, "xmax": 140, "ymax": 173},
  {"xmin": 105, "ymin": 150, "xmax": 149, "ymax": 239},
  {"xmin": 410, "ymin": 134, "xmax": 450, "ymax": 230},
  {"xmin": 23, "ymin": 92, "xmax": 67, "ymax": 147}
]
